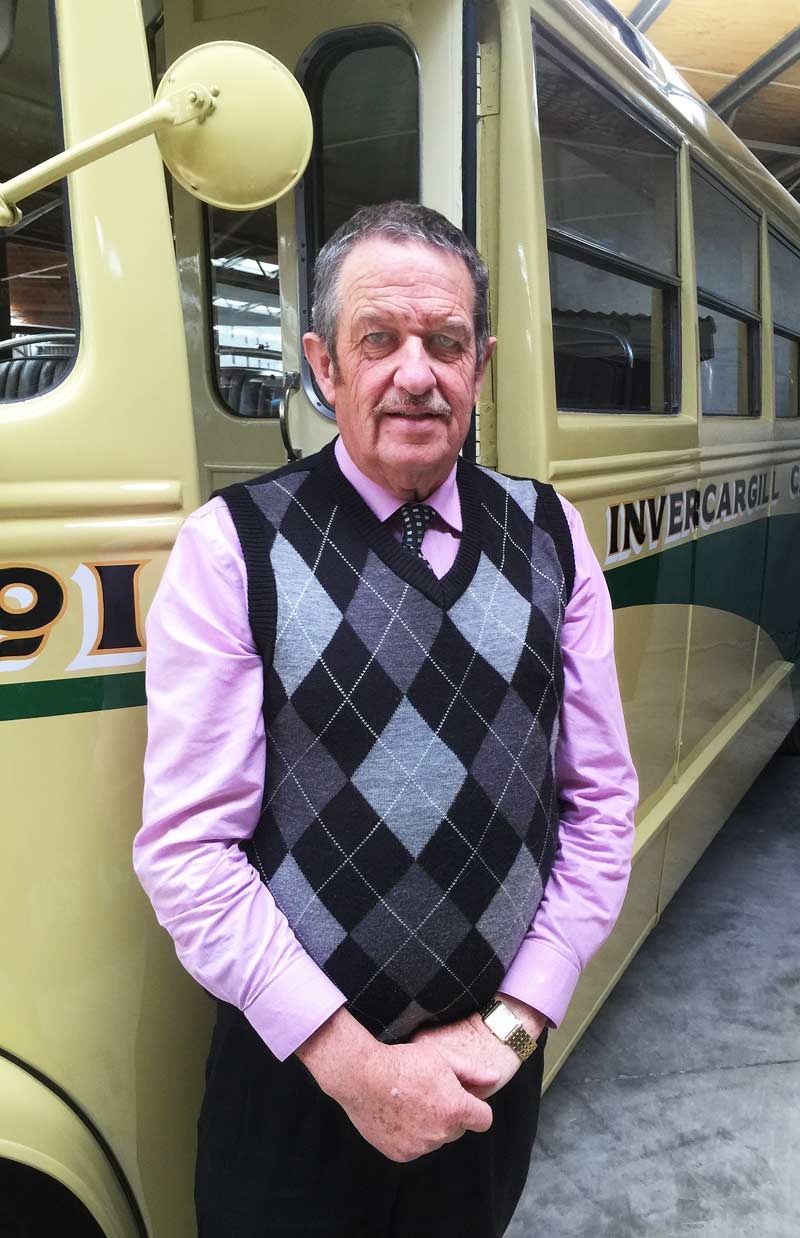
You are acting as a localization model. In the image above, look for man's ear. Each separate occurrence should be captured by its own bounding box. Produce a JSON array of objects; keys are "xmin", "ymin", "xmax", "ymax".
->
[
  {"xmin": 303, "ymin": 333, "xmax": 336, "ymax": 406},
  {"xmin": 473, "ymin": 337, "xmax": 497, "ymax": 404}
]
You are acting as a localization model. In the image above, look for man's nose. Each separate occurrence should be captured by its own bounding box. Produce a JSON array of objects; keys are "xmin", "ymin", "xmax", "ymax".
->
[{"xmin": 392, "ymin": 337, "xmax": 436, "ymax": 397}]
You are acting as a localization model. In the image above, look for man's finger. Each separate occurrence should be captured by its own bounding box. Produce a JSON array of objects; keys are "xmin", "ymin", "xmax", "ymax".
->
[
  {"xmin": 448, "ymin": 1054, "xmax": 501, "ymax": 1091},
  {"xmin": 460, "ymin": 1092, "xmax": 494, "ymax": 1135}
]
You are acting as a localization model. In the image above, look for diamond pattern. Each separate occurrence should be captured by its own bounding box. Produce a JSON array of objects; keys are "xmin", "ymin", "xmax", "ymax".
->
[
  {"xmin": 235, "ymin": 452, "xmax": 568, "ymax": 1041},
  {"xmin": 472, "ymin": 686, "xmax": 549, "ymax": 838},
  {"xmin": 450, "ymin": 555, "xmax": 533, "ymax": 683},
  {"xmin": 291, "ymin": 620, "xmax": 403, "ymax": 776},
  {"xmin": 477, "ymin": 847, "xmax": 543, "ymax": 964},
  {"xmin": 345, "ymin": 561, "xmax": 443, "ymax": 691},
  {"xmin": 407, "ymin": 618, "xmax": 509, "ymax": 768},
  {"xmin": 268, "ymin": 855, "xmax": 347, "ymax": 964},
  {"xmin": 352, "ymin": 698, "xmax": 467, "ymax": 856},
  {"xmin": 271, "ymin": 531, "xmax": 343, "ymax": 697},
  {"xmin": 264, "ymin": 700, "xmax": 347, "ymax": 848}
]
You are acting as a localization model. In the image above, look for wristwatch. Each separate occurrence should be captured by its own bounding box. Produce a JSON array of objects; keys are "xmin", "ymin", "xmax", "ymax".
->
[{"xmin": 479, "ymin": 998, "xmax": 538, "ymax": 1061}]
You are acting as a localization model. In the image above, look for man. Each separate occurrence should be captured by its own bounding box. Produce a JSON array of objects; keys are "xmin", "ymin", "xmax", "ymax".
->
[{"xmin": 135, "ymin": 201, "xmax": 637, "ymax": 1238}]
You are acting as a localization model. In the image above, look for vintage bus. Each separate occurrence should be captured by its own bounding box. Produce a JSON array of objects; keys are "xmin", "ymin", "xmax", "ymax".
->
[{"xmin": 2, "ymin": 0, "xmax": 799, "ymax": 1233}]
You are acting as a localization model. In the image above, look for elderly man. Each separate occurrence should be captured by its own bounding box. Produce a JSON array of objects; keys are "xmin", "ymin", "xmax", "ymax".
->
[{"xmin": 135, "ymin": 201, "xmax": 637, "ymax": 1238}]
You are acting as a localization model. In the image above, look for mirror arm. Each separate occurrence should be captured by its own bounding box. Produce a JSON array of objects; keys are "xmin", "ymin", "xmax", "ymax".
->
[{"xmin": 0, "ymin": 83, "xmax": 216, "ymax": 227}]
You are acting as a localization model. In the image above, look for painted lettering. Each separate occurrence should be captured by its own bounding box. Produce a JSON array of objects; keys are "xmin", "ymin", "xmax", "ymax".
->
[
  {"xmin": 668, "ymin": 491, "xmax": 684, "ymax": 536},
  {"xmin": 622, "ymin": 501, "xmax": 647, "ymax": 553},
  {"xmin": 646, "ymin": 495, "xmax": 667, "ymax": 543},
  {"xmin": 748, "ymin": 474, "xmax": 759, "ymax": 508},
  {"xmin": 701, "ymin": 483, "xmax": 717, "ymax": 525},
  {"xmin": 0, "ymin": 565, "xmax": 66, "ymax": 664},
  {"xmin": 607, "ymin": 504, "xmax": 621, "ymax": 557}
]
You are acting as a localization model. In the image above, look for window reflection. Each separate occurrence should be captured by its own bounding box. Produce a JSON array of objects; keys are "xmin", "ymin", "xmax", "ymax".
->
[
  {"xmin": 537, "ymin": 45, "xmax": 676, "ymax": 276},
  {"xmin": 774, "ymin": 334, "xmax": 799, "ymax": 419},
  {"xmin": 692, "ymin": 171, "xmax": 758, "ymax": 313},
  {"xmin": 535, "ymin": 36, "xmax": 679, "ymax": 415},
  {"xmin": 691, "ymin": 167, "xmax": 759, "ymax": 417},
  {"xmin": 549, "ymin": 252, "xmax": 665, "ymax": 412},
  {"xmin": 699, "ymin": 310, "xmax": 750, "ymax": 416},
  {"xmin": 0, "ymin": 0, "xmax": 77, "ymax": 401},
  {"xmin": 317, "ymin": 44, "xmax": 418, "ymax": 246},
  {"xmin": 208, "ymin": 204, "xmax": 282, "ymax": 419}
]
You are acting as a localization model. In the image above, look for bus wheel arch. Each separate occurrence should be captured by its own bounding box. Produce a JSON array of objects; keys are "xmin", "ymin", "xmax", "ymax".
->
[{"xmin": 0, "ymin": 1054, "xmax": 144, "ymax": 1238}]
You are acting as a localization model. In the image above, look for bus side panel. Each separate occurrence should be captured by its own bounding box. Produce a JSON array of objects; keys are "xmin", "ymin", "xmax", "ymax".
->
[
  {"xmin": 543, "ymin": 826, "xmax": 666, "ymax": 1087},
  {"xmin": 678, "ymin": 479, "xmax": 768, "ymax": 774},
  {"xmin": 660, "ymin": 662, "xmax": 795, "ymax": 908}
]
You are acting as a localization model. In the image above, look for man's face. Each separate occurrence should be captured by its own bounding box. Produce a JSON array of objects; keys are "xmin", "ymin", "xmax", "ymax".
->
[{"xmin": 303, "ymin": 237, "xmax": 495, "ymax": 499}]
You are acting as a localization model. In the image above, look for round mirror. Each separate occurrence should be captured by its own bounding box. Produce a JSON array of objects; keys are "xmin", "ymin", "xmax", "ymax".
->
[{"xmin": 155, "ymin": 40, "xmax": 313, "ymax": 210}]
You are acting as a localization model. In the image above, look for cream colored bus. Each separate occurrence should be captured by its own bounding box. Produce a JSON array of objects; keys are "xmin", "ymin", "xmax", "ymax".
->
[{"xmin": 2, "ymin": 0, "xmax": 799, "ymax": 1233}]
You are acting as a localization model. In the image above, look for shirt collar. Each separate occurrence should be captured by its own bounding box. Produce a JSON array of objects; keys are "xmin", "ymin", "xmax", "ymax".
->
[{"xmin": 334, "ymin": 436, "xmax": 462, "ymax": 533}]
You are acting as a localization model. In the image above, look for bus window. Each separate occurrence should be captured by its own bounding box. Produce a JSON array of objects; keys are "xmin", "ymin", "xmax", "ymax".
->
[
  {"xmin": 208, "ymin": 204, "xmax": 283, "ymax": 419},
  {"xmin": 0, "ymin": 0, "xmax": 78, "ymax": 401},
  {"xmin": 769, "ymin": 230, "xmax": 800, "ymax": 419},
  {"xmin": 304, "ymin": 37, "xmax": 419, "ymax": 254},
  {"xmin": 296, "ymin": 31, "xmax": 419, "ymax": 414},
  {"xmin": 692, "ymin": 166, "xmax": 760, "ymax": 417},
  {"xmin": 533, "ymin": 35, "xmax": 679, "ymax": 415}
]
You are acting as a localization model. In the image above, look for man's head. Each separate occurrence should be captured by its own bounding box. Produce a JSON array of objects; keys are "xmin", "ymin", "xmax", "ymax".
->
[{"xmin": 303, "ymin": 202, "xmax": 496, "ymax": 501}]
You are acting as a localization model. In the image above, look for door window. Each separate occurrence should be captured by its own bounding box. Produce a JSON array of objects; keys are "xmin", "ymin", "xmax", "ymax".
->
[{"xmin": 0, "ymin": 0, "xmax": 78, "ymax": 402}]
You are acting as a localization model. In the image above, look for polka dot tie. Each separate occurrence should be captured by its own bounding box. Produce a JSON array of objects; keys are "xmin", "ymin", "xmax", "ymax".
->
[{"xmin": 399, "ymin": 502, "xmax": 436, "ymax": 560}]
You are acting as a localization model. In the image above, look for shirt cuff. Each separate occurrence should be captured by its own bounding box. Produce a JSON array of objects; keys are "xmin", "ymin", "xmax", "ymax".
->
[
  {"xmin": 243, "ymin": 953, "xmax": 347, "ymax": 1061},
  {"xmin": 498, "ymin": 939, "xmax": 581, "ymax": 1029}
]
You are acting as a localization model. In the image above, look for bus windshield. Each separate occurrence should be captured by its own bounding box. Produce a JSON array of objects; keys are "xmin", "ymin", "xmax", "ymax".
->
[{"xmin": 0, "ymin": 0, "xmax": 77, "ymax": 400}]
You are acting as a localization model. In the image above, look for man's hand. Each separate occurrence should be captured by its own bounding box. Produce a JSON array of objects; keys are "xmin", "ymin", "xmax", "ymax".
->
[
  {"xmin": 296, "ymin": 1008, "xmax": 498, "ymax": 1163},
  {"xmin": 412, "ymin": 996, "xmax": 548, "ymax": 1100}
]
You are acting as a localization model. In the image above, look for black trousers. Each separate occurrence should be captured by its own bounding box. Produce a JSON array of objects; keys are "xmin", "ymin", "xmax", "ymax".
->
[{"xmin": 196, "ymin": 1003, "xmax": 545, "ymax": 1238}]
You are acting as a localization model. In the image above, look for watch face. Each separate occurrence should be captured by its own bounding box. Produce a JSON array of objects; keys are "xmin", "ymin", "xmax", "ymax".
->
[{"xmin": 487, "ymin": 1003, "xmax": 519, "ymax": 1041}]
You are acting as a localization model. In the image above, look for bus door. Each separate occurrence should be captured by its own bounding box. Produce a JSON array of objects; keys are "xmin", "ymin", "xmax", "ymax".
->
[
  {"xmin": 1, "ymin": 2, "xmax": 213, "ymax": 1235},
  {"xmin": 163, "ymin": 0, "xmax": 467, "ymax": 497}
]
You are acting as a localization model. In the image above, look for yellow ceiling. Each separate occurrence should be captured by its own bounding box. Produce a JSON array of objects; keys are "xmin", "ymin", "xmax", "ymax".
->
[
  {"xmin": 614, "ymin": 0, "xmax": 799, "ymax": 78},
  {"xmin": 612, "ymin": 0, "xmax": 800, "ymax": 193}
]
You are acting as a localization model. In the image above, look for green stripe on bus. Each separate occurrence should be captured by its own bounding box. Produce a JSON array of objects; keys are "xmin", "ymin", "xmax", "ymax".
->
[
  {"xmin": 605, "ymin": 512, "xmax": 800, "ymax": 663},
  {"xmin": 0, "ymin": 671, "xmax": 146, "ymax": 722}
]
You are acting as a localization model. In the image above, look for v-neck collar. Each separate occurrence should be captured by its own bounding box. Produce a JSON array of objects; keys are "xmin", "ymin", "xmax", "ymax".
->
[
  {"xmin": 333, "ymin": 436, "xmax": 463, "ymax": 534},
  {"xmin": 316, "ymin": 440, "xmax": 482, "ymax": 610}
]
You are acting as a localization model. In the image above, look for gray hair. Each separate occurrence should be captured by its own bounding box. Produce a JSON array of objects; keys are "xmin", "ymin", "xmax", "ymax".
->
[{"xmin": 311, "ymin": 201, "xmax": 491, "ymax": 369}]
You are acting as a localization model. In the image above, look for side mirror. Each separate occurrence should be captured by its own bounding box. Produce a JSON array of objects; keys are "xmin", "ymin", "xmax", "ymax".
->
[{"xmin": 0, "ymin": 40, "xmax": 313, "ymax": 225}]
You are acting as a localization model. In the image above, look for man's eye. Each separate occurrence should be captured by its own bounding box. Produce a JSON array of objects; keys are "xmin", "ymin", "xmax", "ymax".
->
[
  {"xmin": 429, "ymin": 334, "xmax": 460, "ymax": 351},
  {"xmin": 365, "ymin": 332, "xmax": 390, "ymax": 346}
]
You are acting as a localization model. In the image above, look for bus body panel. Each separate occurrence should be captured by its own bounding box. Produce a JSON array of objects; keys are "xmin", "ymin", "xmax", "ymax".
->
[{"xmin": 3, "ymin": 0, "xmax": 800, "ymax": 1230}]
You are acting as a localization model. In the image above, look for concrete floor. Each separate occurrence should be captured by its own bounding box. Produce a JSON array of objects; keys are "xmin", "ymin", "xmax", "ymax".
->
[{"xmin": 509, "ymin": 753, "xmax": 800, "ymax": 1238}]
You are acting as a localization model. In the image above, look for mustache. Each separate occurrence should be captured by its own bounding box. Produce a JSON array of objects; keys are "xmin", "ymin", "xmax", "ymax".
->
[{"xmin": 372, "ymin": 393, "xmax": 452, "ymax": 418}]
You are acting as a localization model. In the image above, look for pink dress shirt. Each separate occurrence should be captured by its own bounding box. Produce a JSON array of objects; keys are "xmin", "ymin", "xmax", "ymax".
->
[{"xmin": 135, "ymin": 439, "xmax": 637, "ymax": 1061}]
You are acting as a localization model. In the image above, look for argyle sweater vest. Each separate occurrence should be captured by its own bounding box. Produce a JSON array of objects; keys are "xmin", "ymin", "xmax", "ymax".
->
[{"xmin": 220, "ymin": 442, "xmax": 574, "ymax": 1043}]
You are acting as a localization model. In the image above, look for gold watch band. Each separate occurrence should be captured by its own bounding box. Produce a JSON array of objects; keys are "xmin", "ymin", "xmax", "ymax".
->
[
  {"xmin": 506, "ymin": 1024, "xmax": 537, "ymax": 1061},
  {"xmin": 479, "ymin": 999, "xmax": 538, "ymax": 1062}
]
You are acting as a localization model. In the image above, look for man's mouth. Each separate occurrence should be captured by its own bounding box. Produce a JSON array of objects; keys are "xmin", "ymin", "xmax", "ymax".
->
[
  {"xmin": 373, "ymin": 399, "xmax": 452, "ymax": 420},
  {"xmin": 385, "ymin": 409, "xmax": 445, "ymax": 418}
]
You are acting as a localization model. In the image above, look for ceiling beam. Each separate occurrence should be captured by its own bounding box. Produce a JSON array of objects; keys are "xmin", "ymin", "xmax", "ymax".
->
[
  {"xmin": 744, "ymin": 139, "xmax": 800, "ymax": 157},
  {"xmin": 710, "ymin": 25, "xmax": 800, "ymax": 121},
  {"xmin": 772, "ymin": 155, "xmax": 800, "ymax": 185},
  {"xmin": 628, "ymin": 0, "xmax": 672, "ymax": 34}
]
